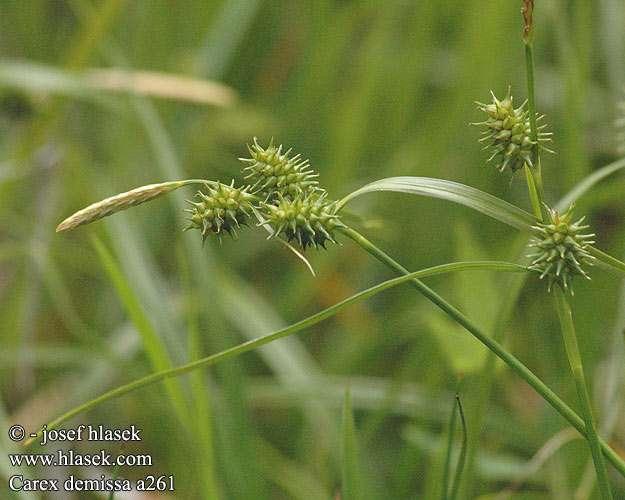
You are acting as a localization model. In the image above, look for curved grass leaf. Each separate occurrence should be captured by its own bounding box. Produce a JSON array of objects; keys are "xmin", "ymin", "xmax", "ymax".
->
[
  {"xmin": 23, "ymin": 260, "xmax": 526, "ymax": 446},
  {"xmin": 338, "ymin": 176, "xmax": 625, "ymax": 278},
  {"xmin": 337, "ymin": 176, "xmax": 535, "ymax": 230},
  {"xmin": 556, "ymin": 156, "xmax": 625, "ymax": 211},
  {"xmin": 450, "ymin": 395, "xmax": 467, "ymax": 500}
]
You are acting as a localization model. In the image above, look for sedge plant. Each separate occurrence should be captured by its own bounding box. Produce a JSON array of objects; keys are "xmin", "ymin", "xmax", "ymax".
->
[{"xmin": 43, "ymin": 1, "xmax": 625, "ymax": 497}]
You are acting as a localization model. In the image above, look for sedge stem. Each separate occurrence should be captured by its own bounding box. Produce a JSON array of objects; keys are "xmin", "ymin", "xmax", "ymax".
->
[
  {"xmin": 554, "ymin": 287, "xmax": 613, "ymax": 499},
  {"xmin": 339, "ymin": 226, "xmax": 625, "ymax": 477},
  {"xmin": 524, "ymin": 25, "xmax": 546, "ymax": 220}
]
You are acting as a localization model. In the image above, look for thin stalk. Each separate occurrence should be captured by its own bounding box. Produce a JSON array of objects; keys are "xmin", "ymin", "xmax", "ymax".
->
[
  {"xmin": 449, "ymin": 395, "xmax": 467, "ymax": 500},
  {"xmin": 554, "ymin": 287, "xmax": 613, "ymax": 500},
  {"xmin": 441, "ymin": 396, "xmax": 458, "ymax": 500},
  {"xmin": 523, "ymin": 8, "xmax": 545, "ymax": 220},
  {"xmin": 590, "ymin": 247, "xmax": 625, "ymax": 276},
  {"xmin": 524, "ymin": 163, "xmax": 543, "ymax": 221},
  {"xmin": 338, "ymin": 226, "xmax": 625, "ymax": 477},
  {"xmin": 22, "ymin": 260, "xmax": 525, "ymax": 448}
]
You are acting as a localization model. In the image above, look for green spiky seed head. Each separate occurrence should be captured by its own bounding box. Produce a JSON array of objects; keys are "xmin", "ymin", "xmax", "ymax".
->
[
  {"xmin": 262, "ymin": 193, "xmax": 343, "ymax": 250},
  {"xmin": 474, "ymin": 89, "xmax": 552, "ymax": 173},
  {"xmin": 240, "ymin": 138, "xmax": 319, "ymax": 199},
  {"xmin": 528, "ymin": 205, "xmax": 596, "ymax": 294},
  {"xmin": 185, "ymin": 181, "xmax": 256, "ymax": 241}
]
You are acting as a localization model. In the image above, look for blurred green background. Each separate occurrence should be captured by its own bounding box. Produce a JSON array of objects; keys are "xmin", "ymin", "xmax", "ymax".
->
[{"xmin": 1, "ymin": 1, "xmax": 625, "ymax": 498}]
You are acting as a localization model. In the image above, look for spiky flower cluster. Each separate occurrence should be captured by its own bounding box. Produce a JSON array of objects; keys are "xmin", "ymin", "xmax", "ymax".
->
[
  {"xmin": 240, "ymin": 138, "xmax": 319, "ymax": 199},
  {"xmin": 183, "ymin": 139, "xmax": 342, "ymax": 251},
  {"xmin": 262, "ymin": 193, "xmax": 343, "ymax": 250},
  {"xmin": 475, "ymin": 90, "xmax": 552, "ymax": 173},
  {"xmin": 528, "ymin": 205, "xmax": 596, "ymax": 294},
  {"xmin": 185, "ymin": 182, "xmax": 255, "ymax": 241}
]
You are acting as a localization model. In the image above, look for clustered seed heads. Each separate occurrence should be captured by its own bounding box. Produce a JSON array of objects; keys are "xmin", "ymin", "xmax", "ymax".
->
[
  {"xmin": 56, "ymin": 138, "xmax": 342, "ymax": 251},
  {"xmin": 185, "ymin": 181, "xmax": 256, "ymax": 241},
  {"xmin": 528, "ymin": 205, "xmax": 596, "ymax": 294},
  {"xmin": 474, "ymin": 89, "xmax": 552, "ymax": 174},
  {"xmin": 262, "ymin": 192, "xmax": 343, "ymax": 250},
  {"xmin": 240, "ymin": 138, "xmax": 319, "ymax": 199},
  {"xmin": 184, "ymin": 139, "xmax": 342, "ymax": 251}
]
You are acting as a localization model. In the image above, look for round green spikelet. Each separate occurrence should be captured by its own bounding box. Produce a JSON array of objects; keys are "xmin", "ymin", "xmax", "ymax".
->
[
  {"xmin": 262, "ymin": 192, "xmax": 343, "ymax": 250},
  {"xmin": 474, "ymin": 89, "xmax": 553, "ymax": 174},
  {"xmin": 240, "ymin": 138, "xmax": 319, "ymax": 199},
  {"xmin": 528, "ymin": 205, "xmax": 596, "ymax": 294},
  {"xmin": 185, "ymin": 181, "xmax": 256, "ymax": 241}
]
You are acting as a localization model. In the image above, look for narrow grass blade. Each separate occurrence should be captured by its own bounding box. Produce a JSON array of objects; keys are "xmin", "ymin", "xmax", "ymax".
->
[
  {"xmin": 449, "ymin": 395, "xmax": 467, "ymax": 500},
  {"xmin": 342, "ymin": 390, "xmax": 362, "ymax": 500},
  {"xmin": 338, "ymin": 176, "xmax": 625, "ymax": 278},
  {"xmin": 23, "ymin": 260, "xmax": 526, "ymax": 446},
  {"xmin": 441, "ymin": 396, "xmax": 459, "ymax": 500},
  {"xmin": 556, "ymin": 157, "xmax": 625, "ymax": 211},
  {"xmin": 524, "ymin": 164, "xmax": 544, "ymax": 221},
  {"xmin": 56, "ymin": 179, "xmax": 211, "ymax": 232},
  {"xmin": 90, "ymin": 236, "xmax": 188, "ymax": 424},
  {"xmin": 337, "ymin": 176, "xmax": 536, "ymax": 230},
  {"xmin": 590, "ymin": 247, "xmax": 625, "ymax": 277}
]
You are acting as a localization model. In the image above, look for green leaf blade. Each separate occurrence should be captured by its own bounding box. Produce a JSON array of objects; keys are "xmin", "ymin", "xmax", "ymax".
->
[
  {"xmin": 25, "ymin": 259, "xmax": 526, "ymax": 446},
  {"xmin": 338, "ymin": 176, "xmax": 535, "ymax": 230}
]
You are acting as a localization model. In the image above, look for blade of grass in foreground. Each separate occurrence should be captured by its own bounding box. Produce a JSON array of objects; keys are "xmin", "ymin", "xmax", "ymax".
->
[
  {"xmin": 556, "ymin": 156, "xmax": 625, "ymax": 211},
  {"xmin": 91, "ymin": 236, "xmax": 189, "ymax": 425},
  {"xmin": 441, "ymin": 395, "xmax": 459, "ymax": 500},
  {"xmin": 449, "ymin": 395, "xmax": 467, "ymax": 500},
  {"xmin": 342, "ymin": 390, "xmax": 362, "ymax": 500},
  {"xmin": 441, "ymin": 394, "xmax": 468, "ymax": 500},
  {"xmin": 23, "ymin": 261, "xmax": 524, "ymax": 447}
]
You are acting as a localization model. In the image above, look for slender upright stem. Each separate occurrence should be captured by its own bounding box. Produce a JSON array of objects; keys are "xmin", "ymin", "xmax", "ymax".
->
[
  {"xmin": 525, "ymin": 43, "xmax": 539, "ymax": 146},
  {"xmin": 338, "ymin": 226, "xmax": 625, "ymax": 477},
  {"xmin": 554, "ymin": 287, "xmax": 613, "ymax": 500},
  {"xmin": 441, "ymin": 395, "xmax": 459, "ymax": 500},
  {"xmin": 523, "ymin": 2, "xmax": 545, "ymax": 220},
  {"xmin": 449, "ymin": 395, "xmax": 467, "ymax": 500}
]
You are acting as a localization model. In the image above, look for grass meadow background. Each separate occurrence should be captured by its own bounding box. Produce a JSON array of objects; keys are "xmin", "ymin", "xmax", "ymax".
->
[{"xmin": 1, "ymin": 1, "xmax": 625, "ymax": 498}]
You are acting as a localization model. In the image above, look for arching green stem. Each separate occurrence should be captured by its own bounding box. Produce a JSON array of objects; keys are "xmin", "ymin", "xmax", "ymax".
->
[
  {"xmin": 338, "ymin": 225, "xmax": 625, "ymax": 477},
  {"xmin": 22, "ymin": 260, "xmax": 525, "ymax": 448}
]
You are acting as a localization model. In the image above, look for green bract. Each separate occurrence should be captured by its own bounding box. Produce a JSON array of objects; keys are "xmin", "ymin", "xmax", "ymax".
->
[
  {"xmin": 185, "ymin": 181, "xmax": 256, "ymax": 241},
  {"xmin": 475, "ymin": 90, "xmax": 552, "ymax": 173},
  {"xmin": 528, "ymin": 205, "xmax": 596, "ymax": 293},
  {"xmin": 240, "ymin": 138, "xmax": 319, "ymax": 199},
  {"xmin": 262, "ymin": 192, "xmax": 343, "ymax": 250}
]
